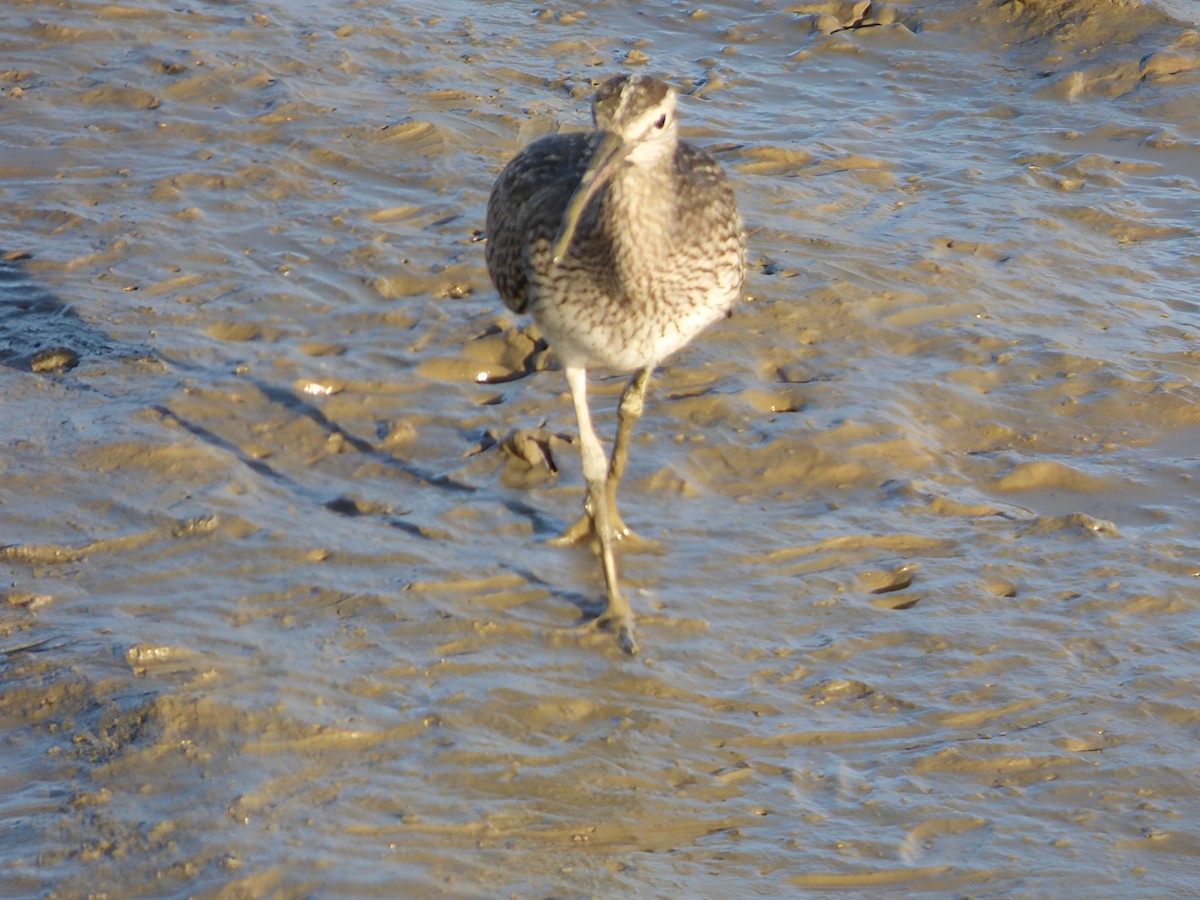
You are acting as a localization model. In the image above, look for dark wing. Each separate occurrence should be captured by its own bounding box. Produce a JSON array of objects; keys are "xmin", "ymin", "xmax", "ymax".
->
[
  {"xmin": 674, "ymin": 142, "xmax": 747, "ymax": 304},
  {"xmin": 485, "ymin": 132, "xmax": 601, "ymax": 314}
]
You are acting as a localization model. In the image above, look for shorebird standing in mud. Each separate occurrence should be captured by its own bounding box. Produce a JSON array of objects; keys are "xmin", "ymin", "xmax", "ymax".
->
[{"xmin": 486, "ymin": 74, "xmax": 746, "ymax": 654}]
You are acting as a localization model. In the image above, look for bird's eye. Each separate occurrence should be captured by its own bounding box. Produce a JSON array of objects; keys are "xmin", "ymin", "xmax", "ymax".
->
[{"xmin": 654, "ymin": 114, "xmax": 667, "ymax": 129}]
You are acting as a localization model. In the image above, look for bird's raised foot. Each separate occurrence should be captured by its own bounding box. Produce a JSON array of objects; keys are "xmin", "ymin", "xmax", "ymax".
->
[
  {"xmin": 593, "ymin": 611, "xmax": 639, "ymax": 656},
  {"xmin": 548, "ymin": 509, "xmax": 660, "ymax": 554},
  {"xmin": 546, "ymin": 613, "xmax": 639, "ymax": 656}
]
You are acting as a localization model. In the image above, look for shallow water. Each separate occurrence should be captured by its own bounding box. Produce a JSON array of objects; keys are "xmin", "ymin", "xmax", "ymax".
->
[{"xmin": 2, "ymin": 0, "xmax": 1198, "ymax": 895}]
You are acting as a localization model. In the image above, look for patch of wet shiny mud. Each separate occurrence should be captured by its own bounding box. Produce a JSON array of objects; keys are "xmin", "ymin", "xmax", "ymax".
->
[{"xmin": 1, "ymin": 0, "xmax": 1198, "ymax": 896}]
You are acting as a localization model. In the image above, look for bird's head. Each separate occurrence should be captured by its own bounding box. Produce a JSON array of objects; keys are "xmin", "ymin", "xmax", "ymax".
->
[
  {"xmin": 552, "ymin": 75, "xmax": 678, "ymax": 263},
  {"xmin": 592, "ymin": 74, "xmax": 678, "ymax": 164}
]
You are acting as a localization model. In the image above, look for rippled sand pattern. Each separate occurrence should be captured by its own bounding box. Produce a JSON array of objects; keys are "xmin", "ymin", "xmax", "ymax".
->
[{"xmin": 2, "ymin": 0, "xmax": 1199, "ymax": 895}]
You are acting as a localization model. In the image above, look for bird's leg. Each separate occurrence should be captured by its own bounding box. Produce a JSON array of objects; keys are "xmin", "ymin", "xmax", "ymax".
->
[
  {"xmin": 551, "ymin": 367, "xmax": 657, "ymax": 552},
  {"xmin": 607, "ymin": 365, "xmax": 651, "ymax": 516},
  {"xmin": 564, "ymin": 366, "xmax": 637, "ymax": 654}
]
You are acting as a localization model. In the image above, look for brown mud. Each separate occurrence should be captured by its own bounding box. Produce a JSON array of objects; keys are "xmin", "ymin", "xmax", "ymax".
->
[{"xmin": 1, "ymin": 0, "xmax": 1198, "ymax": 895}]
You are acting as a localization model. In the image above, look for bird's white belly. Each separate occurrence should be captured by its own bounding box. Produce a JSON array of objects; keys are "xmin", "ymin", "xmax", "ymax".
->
[{"xmin": 532, "ymin": 283, "xmax": 732, "ymax": 373}]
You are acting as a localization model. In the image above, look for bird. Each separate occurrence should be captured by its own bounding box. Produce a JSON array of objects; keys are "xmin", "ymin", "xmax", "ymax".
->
[{"xmin": 485, "ymin": 73, "xmax": 746, "ymax": 655}]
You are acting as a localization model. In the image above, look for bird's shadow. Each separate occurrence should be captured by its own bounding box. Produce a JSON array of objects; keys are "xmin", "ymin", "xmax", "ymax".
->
[
  {"xmin": 0, "ymin": 250, "xmax": 562, "ymax": 545},
  {"xmin": 505, "ymin": 561, "xmax": 608, "ymax": 621}
]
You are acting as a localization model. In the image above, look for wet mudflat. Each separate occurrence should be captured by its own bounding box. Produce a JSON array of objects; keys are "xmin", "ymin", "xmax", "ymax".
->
[{"xmin": 1, "ymin": 0, "xmax": 1198, "ymax": 896}]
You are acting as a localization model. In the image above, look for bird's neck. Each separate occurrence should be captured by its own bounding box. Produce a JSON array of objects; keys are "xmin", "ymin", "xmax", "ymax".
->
[{"xmin": 604, "ymin": 156, "xmax": 678, "ymax": 277}]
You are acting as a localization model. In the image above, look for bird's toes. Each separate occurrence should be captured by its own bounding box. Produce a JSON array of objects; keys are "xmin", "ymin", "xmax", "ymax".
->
[
  {"xmin": 612, "ymin": 528, "xmax": 661, "ymax": 555},
  {"xmin": 616, "ymin": 620, "xmax": 639, "ymax": 656},
  {"xmin": 592, "ymin": 611, "xmax": 638, "ymax": 656},
  {"xmin": 549, "ymin": 512, "xmax": 658, "ymax": 554},
  {"xmin": 546, "ymin": 514, "xmax": 596, "ymax": 549}
]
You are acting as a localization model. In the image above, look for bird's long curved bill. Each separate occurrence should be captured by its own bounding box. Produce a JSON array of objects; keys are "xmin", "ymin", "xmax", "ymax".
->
[{"xmin": 551, "ymin": 132, "xmax": 626, "ymax": 264}]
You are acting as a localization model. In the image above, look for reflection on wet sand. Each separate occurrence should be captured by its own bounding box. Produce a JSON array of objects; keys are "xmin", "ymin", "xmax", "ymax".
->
[{"xmin": 1, "ymin": 0, "xmax": 1198, "ymax": 895}]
